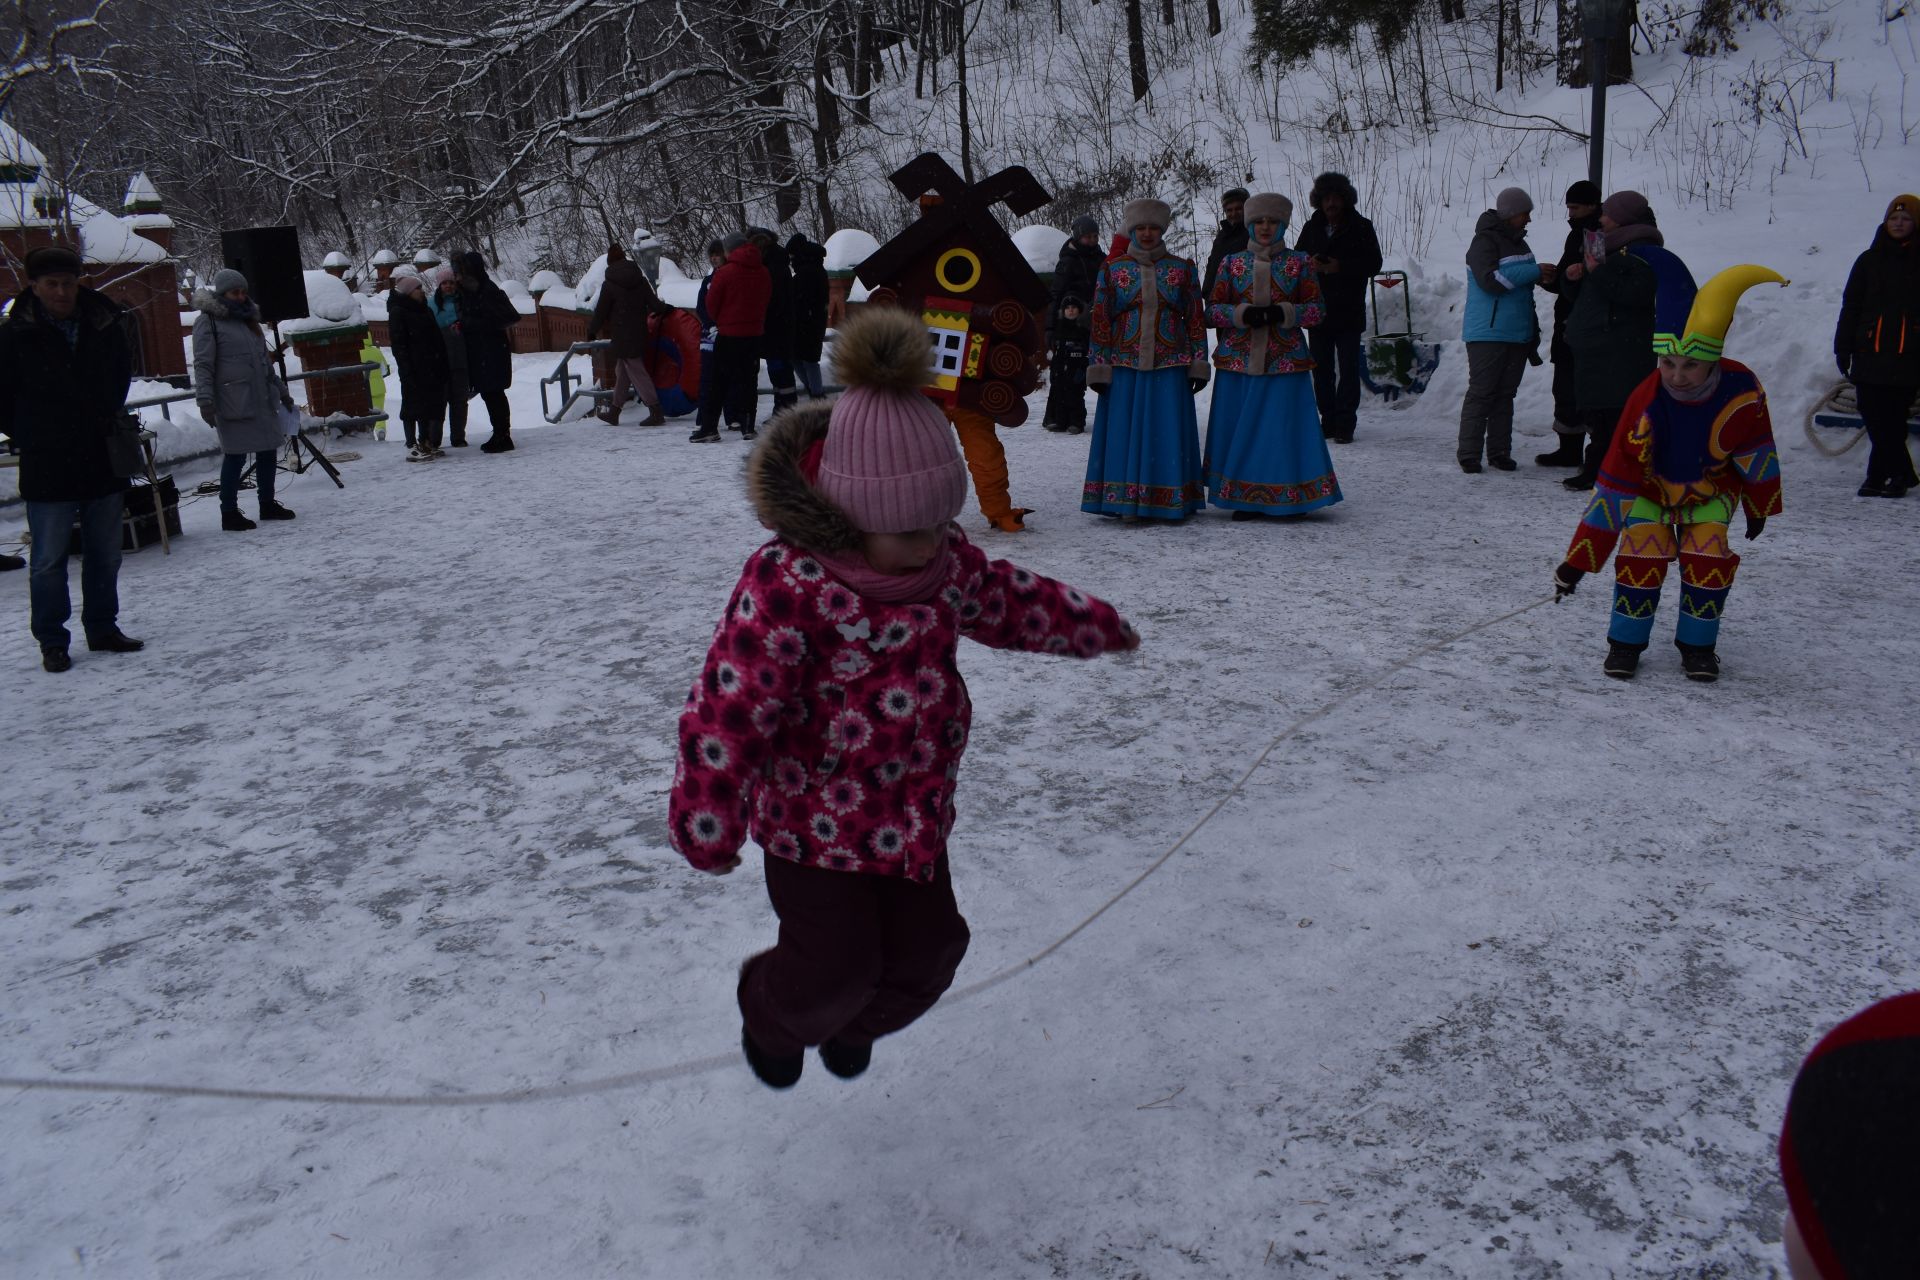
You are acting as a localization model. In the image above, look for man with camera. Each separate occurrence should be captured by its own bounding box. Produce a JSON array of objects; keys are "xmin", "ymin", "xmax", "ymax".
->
[{"xmin": 0, "ymin": 245, "xmax": 142, "ymax": 673}]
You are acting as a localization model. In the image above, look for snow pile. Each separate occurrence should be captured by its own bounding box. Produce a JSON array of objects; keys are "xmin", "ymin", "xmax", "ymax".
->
[
  {"xmin": 573, "ymin": 255, "xmax": 609, "ymax": 312},
  {"xmin": 322, "ymin": 251, "xmax": 350, "ymax": 269},
  {"xmin": 538, "ymin": 285, "xmax": 579, "ymax": 312},
  {"xmin": 278, "ymin": 270, "xmax": 366, "ymax": 337},
  {"xmin": 499, "ymin": 279, "xmax": 537, "ymax": 316},
  {"xmin": 657, "ymin": 257, "xmax": 701, "ymax": 310},
  {"xmin": 361, "ymin": 293, "xmax": 388, "ymax": 322},
  {"xmin": 528, "ymin": 269, "xmax": 565, "ymax": 295},
  {"xmin": 411, "ymin": 249, "xmax": 440, "ymax": 268},
  {"xmin": 78, "ymin": 212, "xmax": 166, "ymax": 266},
  {"xmin": 370, "ymin": 249, "xmax": 398, "ymax": 267},
  {"xmin": 823, "ymin": 229, "xmax": 879, "ymax": 272},
  {"xmin": 1011, "ymin": 224, "xmax": 1064, "ymax": 276}
]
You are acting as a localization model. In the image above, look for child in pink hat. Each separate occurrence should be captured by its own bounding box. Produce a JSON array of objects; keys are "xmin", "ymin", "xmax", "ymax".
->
[{"xmin": 669, "ymin": 306, "xmax": 1141, "ymax": 1088}]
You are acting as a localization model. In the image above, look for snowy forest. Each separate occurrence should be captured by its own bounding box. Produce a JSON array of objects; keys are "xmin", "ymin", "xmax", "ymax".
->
[{"xmin": 4, "ymin": 0, "xmax": 1822, "ymax": 276}]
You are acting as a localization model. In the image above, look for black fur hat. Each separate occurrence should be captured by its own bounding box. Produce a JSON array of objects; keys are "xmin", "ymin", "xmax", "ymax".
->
[{"xmin": 1309, "ymin": 172, "xmax": 1360, "ymax": 213}]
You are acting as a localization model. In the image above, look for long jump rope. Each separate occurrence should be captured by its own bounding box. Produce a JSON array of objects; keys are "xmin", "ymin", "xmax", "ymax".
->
[{"xmin": 1, "ymin": 588, "xmax": 1558, "ymax": 1108}]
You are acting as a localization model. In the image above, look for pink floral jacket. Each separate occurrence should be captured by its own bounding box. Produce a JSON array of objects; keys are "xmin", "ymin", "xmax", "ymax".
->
[
  {"xmin": 669, "ymin": 533, "xmax": 1136, "ymax": 883},
  {"xmin": 1206, "ymin": 249, "xmax": 1325, "ymax": 375}
]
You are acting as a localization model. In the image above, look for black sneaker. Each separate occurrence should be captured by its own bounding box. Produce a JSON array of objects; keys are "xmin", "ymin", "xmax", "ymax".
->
[
  {"xmin": 222, "ymin": 509, "xmax": 256, "ymax": 532},
  {"xmin": 688, "ymin": 429, "xmax": 722, "ymax": 443},
  {"xmin": 1459, "ymin": 459, "xmax": 1483, "ymax": 474},
  {"xmin": 1603, "ymin": 641, "xmax": 1645, "ymax": 679},
  {"xmin": 741, "ymin": 1026, "xmax": 803, "ymax": 1089},
  {"xmin": 41, "ymin": 646, "xmax": 71, "ymax": 673},
  {"xmin": 1067, "ymin": 423, "xmax": 1085, "ymax": 435},
  {"xmin": 1488, "ymin": 456, "xmax": 1518, "ymax": 471},
  {"xmin": 259, "ymin": 502, "xmax": 296, "ymax": 521},
  {"xmin": 1678, "ymin": 643, "xmax": 1720, "ymax": 682},
  {"xmin": 818, "ymin": 1037, "xmax": 872, "ymax": 1080},
  {"xmin": 86, "ymin": 628, "xmax": 144, "ymax": 653},
  {"xmin": 740, "ymin": 428, "xmax": 758, "ymax": 441},
  {"xmin": 1041, "ymin": 419, "xmax": 1062, "ymax": 432}
]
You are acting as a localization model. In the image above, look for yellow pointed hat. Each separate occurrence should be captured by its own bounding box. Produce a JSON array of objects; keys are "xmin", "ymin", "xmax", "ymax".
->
[{"xmin": 1657, "ymin": 264, "xmax": 1788, "ymax": 361}]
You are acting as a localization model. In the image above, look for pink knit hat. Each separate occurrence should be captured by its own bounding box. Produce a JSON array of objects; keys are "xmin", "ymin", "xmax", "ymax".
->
[{"xmin": 815, "ymin": 307, "xmax": 968, "ymax": 533}]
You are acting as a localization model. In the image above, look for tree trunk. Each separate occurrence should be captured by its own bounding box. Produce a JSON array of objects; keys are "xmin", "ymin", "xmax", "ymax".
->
[
  {"xmin": 1205, "ymin": 0, "xmax": 1221, "ymax": 36},
  {"xmin": 1125, "ymin": 0, "xmax": 1149, "ymax": 102},
  {"xmin": 955, "ymin": 0, "xmax": 972, "ymax": 181}
]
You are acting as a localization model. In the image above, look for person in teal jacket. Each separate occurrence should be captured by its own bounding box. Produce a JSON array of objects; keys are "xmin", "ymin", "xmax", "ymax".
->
[{"xmin": 1457, "ymin": 188, "xmax": 1555, "ymax": 472}]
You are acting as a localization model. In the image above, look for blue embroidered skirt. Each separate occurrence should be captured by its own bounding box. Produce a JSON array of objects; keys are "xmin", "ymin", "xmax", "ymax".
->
[
  {"xmin": 1203, "ymin": 370, "xmax": 1343, "ymax": 515},
  {"xmin": 1080, "ymin": 366, "xmax": 1206, "ymax": 520}
]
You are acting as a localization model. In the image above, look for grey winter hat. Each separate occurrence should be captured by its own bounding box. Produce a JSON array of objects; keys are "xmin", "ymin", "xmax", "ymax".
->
[
  {"xmin": 1121, "ymin": 198, "xmax": 1172, "ymax": 232},
  {"xmin": 722, "ymin": 232, "xmax": 749, "ymax": 253},
  {"xmin": 1070, "ymin": 214, "xmax": 1098, "ymax": 238},
  {"xmin": 1244, "ymin": 192, "xmax": 1293, "ymax": 226},
  {"xmin": 1495, "ymin": 187, "xmax": 1535, "ymax": 219},
  {"xmin": 211, "ymin": 268, "xmax": 249, "ymax": 294}
]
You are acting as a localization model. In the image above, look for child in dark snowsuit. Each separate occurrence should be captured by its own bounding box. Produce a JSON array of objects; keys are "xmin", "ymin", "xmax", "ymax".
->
[
  {"xmin": 668, "ymin": 307, "xmax": 1139, "ymax": 1089},
  {"xmin": 1043, "ymin": 294, "xmax": 1091, "ymax": 434}
]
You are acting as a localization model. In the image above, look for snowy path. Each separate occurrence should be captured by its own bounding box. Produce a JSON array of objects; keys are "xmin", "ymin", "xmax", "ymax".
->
[{"xmin": 4, "ymin": 368, "xmax": 1917, "ymax": 1278}]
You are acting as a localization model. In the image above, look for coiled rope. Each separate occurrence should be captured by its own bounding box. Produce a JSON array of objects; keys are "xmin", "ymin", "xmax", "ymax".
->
[{"xmin": 1, "ymin": 593, "xmax": 1558, "ymax": 1108}]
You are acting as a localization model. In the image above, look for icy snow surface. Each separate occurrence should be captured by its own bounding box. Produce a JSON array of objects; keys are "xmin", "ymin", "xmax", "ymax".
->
[{"xmin": 3, "ymin": 340, "xmax": 1917, "ymax": 1276}]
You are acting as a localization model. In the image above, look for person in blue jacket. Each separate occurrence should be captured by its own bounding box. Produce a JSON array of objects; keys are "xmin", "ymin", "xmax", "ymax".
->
[{"xmin": 1457, "ymin": 188, "xmax": 1555, "ymax": 472}]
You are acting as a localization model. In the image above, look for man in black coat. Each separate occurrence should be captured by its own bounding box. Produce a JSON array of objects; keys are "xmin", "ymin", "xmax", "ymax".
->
[
  {"xmin": 786, "ymin": 234, "xmax": 830, "ymax": 399},
  {"xmin": 0, "ymin": 246, "xmax": 141, "ymax": 672},
  {"xmin": 454, "ymin": 251, "xmax": 522, "ymax": 452},
  {"xmin": 749, "ymin": 227, "xmax": 797, "ymax": 412},
  {"xmin": 386, "ymin": 275, "xmax": 450, "ymax": 453},
  {"xmin": 1535, "ymin": 180, "xmax": 1603, "ymax": 466},
  {"xmin": 587, "ymin": 243, "xmax": 670, "ymax": 426},
  {"xmin": 1293, "ymin": 172, "xmax": 1384, "ymax": 444},
  {"xmin": 1202, "ymin": 186, "xmax": 1251, "ymax": 298}
]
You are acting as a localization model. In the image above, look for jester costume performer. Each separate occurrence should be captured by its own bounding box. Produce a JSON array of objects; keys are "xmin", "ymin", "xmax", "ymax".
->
[
  {"xmin": 1554, "ymin": 266, "xmax": 1787, "ymax": 682},
  {"xmin": 1082, "ymin": 198, "xmax": 1210, "ymax": 521},
  {"xmin": 1203, "ymin": 192, "xmax": 1343, "ymax": 519}
]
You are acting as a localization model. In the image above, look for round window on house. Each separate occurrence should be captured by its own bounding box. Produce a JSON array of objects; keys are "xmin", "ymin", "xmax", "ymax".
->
[{"xmin": 934, "ymin": 248, "xmax": 982, "ymax": 294}]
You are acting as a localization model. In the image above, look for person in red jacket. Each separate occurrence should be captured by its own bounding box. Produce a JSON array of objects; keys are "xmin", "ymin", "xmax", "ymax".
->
[
  {"xmin": 668, "ymin": 307, "xmax": 1140, "ymax": 1089},
  {"xmin": 691, "ymin": 233, "xmax": 771, "ymax": 443}
]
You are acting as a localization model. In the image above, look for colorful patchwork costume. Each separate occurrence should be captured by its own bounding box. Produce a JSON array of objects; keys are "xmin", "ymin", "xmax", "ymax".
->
[{"xmin": 1557, "ymin": 266, "xmax": 1787, "ymax": 679}]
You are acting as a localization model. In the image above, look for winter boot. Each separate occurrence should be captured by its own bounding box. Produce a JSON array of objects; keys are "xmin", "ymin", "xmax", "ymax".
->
[
  {"xmin": 479, "ymin": 432, "xmax": 514, "ymax": 453},
  {"xmin": 86, "ymin": 628, "xmax": 144, "ymax": 653},
  {"xmin": 41, "ymin": 646, "xmax": 71, "ymax": 673},
  {"xmin": 222, "ymin": 509, "xmax": 257, "ymax": 532},
  {"xmin": 688, "ymin": 427, "xmax": 721, "ymax": 443},
  {"xmin": 0, "ymin": 553, "xmax": 24, "ymax": 571},
  {"xmin": 818, "ymin": 1037, "xmax": 872, "ymax": 1081},
  {"xmin": 741, "ymin": 1026, "xmax": 803, "ymax": 1090},
  {"xmin": 1535, "ymin": 435, "xmax": 1584, "ymax": 466},
  {"xmin": 259, "ymin": 502, "xmax": 296, "ymax": 521},
  {"xmin": 1677, "ymin": 642, "xmax": 1720, "ymax": 682},
  {"xmin": 1603, "ymin": 641, "xmax": 1646, "ymax": 680},
  {"xmin": 1459, "ymin": 459, "xmax": 1483, "ymax": 474},
  {"xmin": 1488, "ymin": 455, "xmax": 1518, "ymax": 471},
  {"xmin": 640, "ymin": 408, "xmax": 667, "ymax": 426}
]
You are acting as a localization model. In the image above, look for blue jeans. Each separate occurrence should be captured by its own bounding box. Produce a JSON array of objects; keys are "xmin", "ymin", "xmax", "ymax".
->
[
  {"xmin": 220, "ymin": 449, "xmax": 277, "ymax": 512},
  {"xmin": 26, "ymin": 492, "xmax": 124, "ymax": 649}
]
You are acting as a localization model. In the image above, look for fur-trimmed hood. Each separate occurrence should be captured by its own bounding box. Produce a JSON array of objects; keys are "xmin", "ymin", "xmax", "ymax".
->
[
  {"xmin": 745, "ymin": 399, "xmax": 864, "ymax": 554},
  {"xmin": 191, "ymin": 287, "xmax": 260, "ymax": 322}
]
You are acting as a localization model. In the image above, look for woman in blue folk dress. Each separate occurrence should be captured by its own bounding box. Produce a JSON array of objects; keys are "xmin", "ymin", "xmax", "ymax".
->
[
  {"xmin": 1204, "ymin": 192, "xmax": 1343, "ymax": 520},
  {"xmin": 1081, "ymin": 198, "xmax": 1211, "ymax": 522}
]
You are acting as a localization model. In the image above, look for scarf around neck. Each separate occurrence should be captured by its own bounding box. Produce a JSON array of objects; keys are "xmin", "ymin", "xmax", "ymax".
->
[
  {"xmin": 812, "ymin": 534, "xmax": 955, "ymax": 605},
  {"xmin": 1126, "ymin": 240, "xmax": 1171, "ymax": 372},
  {"xmin": 1666, "ymin": 365, "xmax": 1724, "ymax": 405},
  {"xmin": 1247, "ymin": 233, "xmax": 1283, "ymax": 370}
]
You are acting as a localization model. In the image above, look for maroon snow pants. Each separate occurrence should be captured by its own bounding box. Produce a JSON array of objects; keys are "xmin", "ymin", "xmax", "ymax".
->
[{"xmin": 738, "ymin": 851, "xmax": 971, "ymax": 1057}]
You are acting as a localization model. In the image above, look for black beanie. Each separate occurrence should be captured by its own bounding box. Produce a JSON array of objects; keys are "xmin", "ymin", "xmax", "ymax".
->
[{"xmin": 1566, "ymin": 180, "xmax": 1602, "ymax": 206}]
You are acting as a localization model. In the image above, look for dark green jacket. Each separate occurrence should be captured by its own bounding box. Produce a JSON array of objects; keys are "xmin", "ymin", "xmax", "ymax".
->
[{"xmin": 1565, "ymin": 242, "xmax": 1659, "ymax": 411}]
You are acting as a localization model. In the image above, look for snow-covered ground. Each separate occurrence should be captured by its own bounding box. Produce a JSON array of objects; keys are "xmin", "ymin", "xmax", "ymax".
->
[{"xmin": 3, "ymin": 355, "xmax": 1917, "ymax": 1277}]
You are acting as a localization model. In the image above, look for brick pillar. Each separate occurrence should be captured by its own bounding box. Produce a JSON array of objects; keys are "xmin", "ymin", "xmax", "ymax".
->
[
  {"xmin": 288, "ymin": 326, "xmax": 374, "ymax": 417},
  {"xmin": 827, "ymin": 274, "xmax": 854, "ymax": 328}
]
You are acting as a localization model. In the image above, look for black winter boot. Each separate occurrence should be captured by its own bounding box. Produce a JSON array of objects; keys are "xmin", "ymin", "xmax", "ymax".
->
[
  {"xmin": 222, "ymin": 509, "xmax": 256, "ymax": 532},
  {"xmin": 818, "ymin": 1038, "xmax": 872, "ymax": 1080},
  {"xmin": 1535, "ymin": 436, "xmax": 1584, "ymax": 466},
  {"xmin": 1603, "ymin": 641, "xmax": 1646, "ymax": 680},
  {"xmin": 741, "ymin": 1026, "xmax": 804, "ymax": 1089},
  {"xmin": 1677, "ymin": 642, "xmax": 1720, "ymax": 682},
  {"xmin": 259, "ymin": 502, "xmax": 296, "ymax": 521},
  {"xmin": 479, "ymin": 432, "xmax": 514, "ymax": 453}
]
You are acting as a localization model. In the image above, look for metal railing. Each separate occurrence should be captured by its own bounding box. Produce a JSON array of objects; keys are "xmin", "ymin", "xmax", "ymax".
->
[
  {"xmin": 540, "ymin": 340, "xmax": 612, "ymax": 422},
  {"xmin": 126, "ymin": 362, "xmax": 388, "ymax": 430}
]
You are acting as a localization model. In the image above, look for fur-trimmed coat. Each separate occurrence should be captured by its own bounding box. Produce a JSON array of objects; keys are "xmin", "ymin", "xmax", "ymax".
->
[
  {"xmin": 1087, "ymin": 249, "xmax": 1210, "ymax": 388},
  {"xmin": 667, "ymin": 401, "xmax": 1136, "ymax": 882},
  {"xmin": 192, "ymin": 289, "xmax": 291, "ymax": 454},
  {"xmin": 1206, "ymin": 248, "xmax": 1325, "ymax": 375}
]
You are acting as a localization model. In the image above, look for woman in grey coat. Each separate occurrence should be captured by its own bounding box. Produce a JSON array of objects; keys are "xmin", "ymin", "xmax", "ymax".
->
[{"xmin": 192, "ymin": 269, "xmax": 297, "ymax": 530}]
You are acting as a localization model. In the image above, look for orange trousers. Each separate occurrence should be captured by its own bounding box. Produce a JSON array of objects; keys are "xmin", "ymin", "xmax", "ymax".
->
[{"xmin": 946, "ymin": 405, "xmax": 1029, "ymax": 531}]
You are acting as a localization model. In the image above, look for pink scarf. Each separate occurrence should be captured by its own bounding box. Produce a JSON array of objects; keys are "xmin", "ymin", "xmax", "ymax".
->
[{"xmin": 812, "ymin": 534, "xmax": 954, "ymax": 604}]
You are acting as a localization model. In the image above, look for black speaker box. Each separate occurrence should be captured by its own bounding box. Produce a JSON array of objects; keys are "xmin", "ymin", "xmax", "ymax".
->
[{"xmin": 220, "ymin": 226, "xmax": 309, "ymax": 323}]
